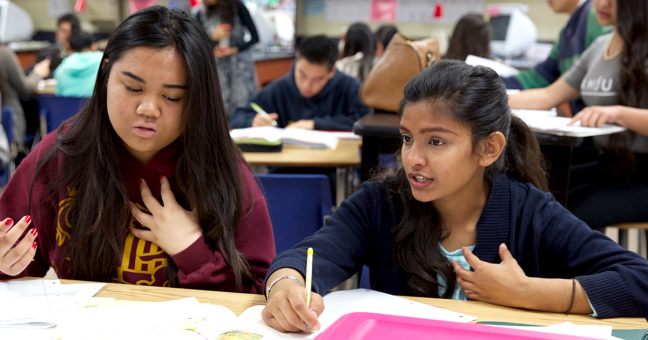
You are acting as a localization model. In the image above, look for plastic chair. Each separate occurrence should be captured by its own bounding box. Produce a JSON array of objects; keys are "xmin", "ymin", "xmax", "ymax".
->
[
  {"xmin": 38, "ymin": 95, "xmax": 89, "ymax": 137},
  {"xmin": 0, "ymin": 106, "xmax": 15, "ymax": 185},
  {"xmin": 255, "ymin": 174, "xmax": 332, "ymax": 254}
]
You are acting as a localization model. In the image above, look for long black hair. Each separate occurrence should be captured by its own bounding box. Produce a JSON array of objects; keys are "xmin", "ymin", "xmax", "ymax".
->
[
  {"xmin": 388, "ymin": 60, "xmax": 547, "ymax": 297},
  {"xmin": 205, "ymin": 0, "xmax": 238, "ymax": 24},
  {"xmin": 341, "ymin": 23, "xmax": 376, "ymax": 82},
  {"xmin": 445, "ymin": 13, "xmax": 492, "ymax": 61},
  {"xmin": 31, "ymin": 6, "xmax": 256, "ymax": 290},
  {"xmin": 608, "ymin": 0, "xmax": 648, "ymax": 178}
]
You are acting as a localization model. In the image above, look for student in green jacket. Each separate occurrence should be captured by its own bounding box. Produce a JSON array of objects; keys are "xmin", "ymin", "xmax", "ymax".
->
[
  {"xmin": 502, "ymin": 0, "xmax": 609, "ymax": 114},
  {"xmin": 54, "ymin": 31, "xmax": 103, "ymax": 97}
]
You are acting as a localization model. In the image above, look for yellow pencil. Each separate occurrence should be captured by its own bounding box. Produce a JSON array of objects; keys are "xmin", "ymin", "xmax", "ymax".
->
[{"xmin": 305, "ymin": 248, "xmax": 313, "ymax": 306}]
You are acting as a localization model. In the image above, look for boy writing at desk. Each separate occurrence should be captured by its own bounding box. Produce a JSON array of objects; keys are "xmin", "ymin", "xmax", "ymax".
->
[{"xmin": 229, "ymin": 35, "xmax": 370, "ymax": 131}]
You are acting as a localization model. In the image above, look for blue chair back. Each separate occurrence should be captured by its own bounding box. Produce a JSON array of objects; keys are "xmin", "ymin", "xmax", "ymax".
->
[
  {"xmin": 2, "ymin": 106, "xmax": 13, "ymax": 144},
  {"xmin": 255, "ymin": 174, "xmax": 332, "ymax": 254},
  {"xmin": 38, "ymin": 95, "xmax": 89, "ymax": 134},
  {"xmin": 0, "ymin": 106, "xmax": 13, "ymax": 186}
]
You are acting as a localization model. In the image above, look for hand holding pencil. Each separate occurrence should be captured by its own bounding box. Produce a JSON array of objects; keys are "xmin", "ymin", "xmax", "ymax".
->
[
  {"xmin": 250, "ymin": 102, "xmax": 279, "ymax": 127},
  {"xmin": 261, "ymin": 249, "xmax": 324, "ymax": 333}
]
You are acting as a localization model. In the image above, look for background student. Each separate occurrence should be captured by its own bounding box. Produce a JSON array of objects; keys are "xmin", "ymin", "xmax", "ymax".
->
[
  {"xmin": 261, "ymin": 61, "xmax": 648, "ymax": 333},
  {"xmin": 336, "ymin": 23, "xmax": 377, "ymax": 82},
  {"xmin": 195, "ymin": 0, "xmax": 260, "ymax": 117},
  {"xmin": 502, "ymin": 0, "xmax": 610, "ymax": 114},
  {"xmin": 444, "ymin": 13, "xmax": 492, "ymax": 61},
  {"xmin": 54, "ymin": 31, "xmax": 103, "ymax": 97},
  {"xmin": 0, "ymin": 6, "xmax": 275, "ymax": 293},
  {"xmin": 28, "ymin": 13, "xmax": 82, "ymax": 79},
  {"xmin": 509, "ymin": 0, "xmax": 648, "ymax": 229},
  {"xmin": 374, "ymin": 25, "xmax": 398, "ymax": 57},
  {"xmin": 0, "ymin": 46, "xmax": 50, "ymax": 148},
  {"xmin": 229, "ymin": 35, "xmax": 370, "ymax": 131}
]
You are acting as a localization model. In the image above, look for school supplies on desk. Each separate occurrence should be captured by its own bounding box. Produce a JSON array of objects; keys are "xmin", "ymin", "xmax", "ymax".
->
[
  {"xmin": 230, "ymin": 127, "xmax": 340, "ymax": 150},
  {"xmin": 315, "ymin": 313, "xmax": 608, "ymax": 340},
  {"xmin": 512, "ymin": 109, "xmax": 627, "ymax": 137}
]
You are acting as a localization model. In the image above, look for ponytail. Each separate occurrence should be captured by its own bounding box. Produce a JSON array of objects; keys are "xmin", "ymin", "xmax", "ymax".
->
[
  {"xmin": 503, "ymin": 115, "xmax": 548, "ymax": 191},
  {"xmin": 386, "ymin": 60, "xmax": 549, "ymax": 297}
]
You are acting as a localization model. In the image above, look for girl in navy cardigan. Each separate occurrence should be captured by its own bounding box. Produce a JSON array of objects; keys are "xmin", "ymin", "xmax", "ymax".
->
[{"xmin": 262, "ymin": 60, "xmax": 648, "ymax": 332}]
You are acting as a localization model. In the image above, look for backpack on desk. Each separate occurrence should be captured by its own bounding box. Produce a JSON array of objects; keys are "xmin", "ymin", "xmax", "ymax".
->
[{"xmin": 360, "ymin": 34, "xmax": 441, "ymax": 113}]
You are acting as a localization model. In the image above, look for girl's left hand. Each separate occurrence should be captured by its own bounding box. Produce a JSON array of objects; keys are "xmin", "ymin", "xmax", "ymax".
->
[
  {"xmin": 568, "ymin": 105, "xmax": 621, "ymax": 128},
  {"xmin": 128, "ymin": 176, "xmax": 203, "ymax": 255},
  {"xmin": 453, "ymin": 244, "xmax": 531, "ymax": 308}
]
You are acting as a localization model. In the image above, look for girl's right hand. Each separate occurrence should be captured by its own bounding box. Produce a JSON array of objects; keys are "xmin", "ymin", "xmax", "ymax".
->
[
  {"xmin": 262, "ymin": 284, "xmax": 325, "ymax": 333},
  {"xmin": 0, "ymin": 216, "xmax": 37, "ymax": 276}
]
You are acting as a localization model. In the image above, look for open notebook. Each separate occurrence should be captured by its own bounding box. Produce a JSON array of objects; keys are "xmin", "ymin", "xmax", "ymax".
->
[
  {"xmin": 512, "ymin": 109, "xmax": 627, "ymax": 137},
  {"xmin": 230, "ymin": 127, "xmax": 345, "ymax": 150},
  {"xmin": 19, "ymin": 289, "xmax": 474, "ymax": 340}
]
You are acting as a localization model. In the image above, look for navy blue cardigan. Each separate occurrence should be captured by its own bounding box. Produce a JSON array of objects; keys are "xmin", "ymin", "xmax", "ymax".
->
[
  {"xmin": 267, "ymin": 175, "xmax": 648, "ymax": 319},
  {"xmin": 229, "ymin": 65, "xmax": 370, "ymax": 131}
]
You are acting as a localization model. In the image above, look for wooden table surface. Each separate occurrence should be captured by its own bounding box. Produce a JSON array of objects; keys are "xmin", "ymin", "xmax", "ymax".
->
[
  {"xmin": 242, "ymin": 139, "xmax": 362, "ymax": 168},
  {"xmin": 58, "ymin": 279, "xmax": 648, "ymax": 330}
]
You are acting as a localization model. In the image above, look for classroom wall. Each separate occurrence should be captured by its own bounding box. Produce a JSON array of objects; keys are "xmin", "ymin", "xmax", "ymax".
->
[
  {"xmin": 12, "ymin": 0, "xmax": 170, "ymax": 32},
  {"xmin": 15, "ymin": 0, "xmax": 568, "ymax": 41},
  {"xmin": 295, "ymin": 0, "xmax": 570, "ymax": 42}
]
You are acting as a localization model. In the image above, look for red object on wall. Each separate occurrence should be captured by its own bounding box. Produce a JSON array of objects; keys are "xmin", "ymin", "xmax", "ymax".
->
[
  {"xmin": 433, "ymin": 3, "xmax": 443, "ymax": 19},
  {"xmin": 129, "ymin": 0, "xmax": 158, "ymax": 15},
  {"xmin": 74, "ymin": 0, "xmax": 86, "ymax": 12}
]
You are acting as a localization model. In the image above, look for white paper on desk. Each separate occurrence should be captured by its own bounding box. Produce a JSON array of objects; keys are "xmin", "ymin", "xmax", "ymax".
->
[
  {"xmin": 512, "ymin": 109, "xmax": 627, "ymax": 137},
  {"xmin": 57, "ymin": 297, "xmax": 206, "ymax": 340},
  {"xmin": 497, "ymin": 322, "xmax": 622, "ymax": 340},
  {"xmin": 230, "ymin": 127, "xmax": 340, "ymax": 149},
  {"xmin": 466, "ymin": 55, "xmax": 520, "ymax": 77},
  {"xmin": 229, "ymin": 289, "xmax": 477, "ymax": 340},
  {"xmin": 0, "ymin": 279, "xmax": 105, "ymax": 328},
  {"xmin": 0, "ymin": 326, "xmax": 58, "ymax": 340}
]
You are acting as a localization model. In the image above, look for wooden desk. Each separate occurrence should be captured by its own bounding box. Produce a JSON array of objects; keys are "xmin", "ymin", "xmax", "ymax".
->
[
  {"xmin": 59, "ymin": 279, "xmax": 647, "ymax": 329},
  {"xmin": 243, "ymin": 139, "xmax": 362, "ymax": 205},
  {"xmin": 352, "ymin": 112, "xmax": 582, "ymax": 206}
]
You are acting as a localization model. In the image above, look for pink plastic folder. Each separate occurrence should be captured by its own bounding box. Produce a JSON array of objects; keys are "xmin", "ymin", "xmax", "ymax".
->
[{"xmin": 314, "ymin": 312, "xmax": 601, "ymax": 340}]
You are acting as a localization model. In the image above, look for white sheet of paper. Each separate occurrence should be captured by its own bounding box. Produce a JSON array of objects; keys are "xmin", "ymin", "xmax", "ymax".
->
[
  {"xmin": 0, "ymin": 279, "xmax": 105, "ymax": 328},
  {"xmin": 466, "ymin": 55, "xmax": 520, "ymax": 77},
  {"xmin": 57, "ymin": 297, "xmax": 205, "ymax": 340},
  {"xmin": 512, "ymin": 109, "xmax": 627, "ymax": 137}
]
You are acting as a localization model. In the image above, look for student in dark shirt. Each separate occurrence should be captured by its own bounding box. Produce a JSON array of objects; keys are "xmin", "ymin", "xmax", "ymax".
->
[
  {"xmin": 261, "ymin": 61, "xmax": 648, "ymax": 333},
  {"xmin": 230, "ymin": 35, "xmax": 370, "ymax": 131}
]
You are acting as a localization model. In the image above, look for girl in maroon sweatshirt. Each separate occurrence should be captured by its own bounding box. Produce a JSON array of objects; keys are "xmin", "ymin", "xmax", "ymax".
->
[{"xmin": 0, "ymin": 6, "xmax": 275, "ymax": 293}]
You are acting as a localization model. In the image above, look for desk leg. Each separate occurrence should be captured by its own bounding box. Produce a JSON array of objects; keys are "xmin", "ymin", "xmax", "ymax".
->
[
  {"xmin": 361, "ymin": 136, "xmax": 380, "ymax": 182},
  {"xmin": 336, "ymin": 167, "xmax": 347, "ymax": 208},
  {"xmin": 541, "ymin": 145, "xmax": 573, "ymax": 207}
]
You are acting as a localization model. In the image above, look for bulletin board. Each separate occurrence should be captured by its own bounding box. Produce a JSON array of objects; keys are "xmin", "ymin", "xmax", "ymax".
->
[{"xmin": 317, "ymin": 0, "xmax": 485, "ymax": 24}]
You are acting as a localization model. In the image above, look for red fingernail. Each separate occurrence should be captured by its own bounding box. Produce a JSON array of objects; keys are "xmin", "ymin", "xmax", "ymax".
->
[
  {"xmin": 5, "ymin": 218, "xmax": 12, "ymax": 225},
  {"xmin": 30, "ymin": 228, "xmax": 38, "ymax": 236},
  {"xmin": 32, "ymin": 242, "xmax": 37, "ymax": 249},
  {"xmin": 159, "ymin": 175, "xmax": 164, "ymax": 180},
  {"xmin": 139, "ymin": 179, "xmax": 142, "ymax": 185},
  {"xmin": 25, "ymin": 216, "xmax": 32, "ymax": 223}
]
